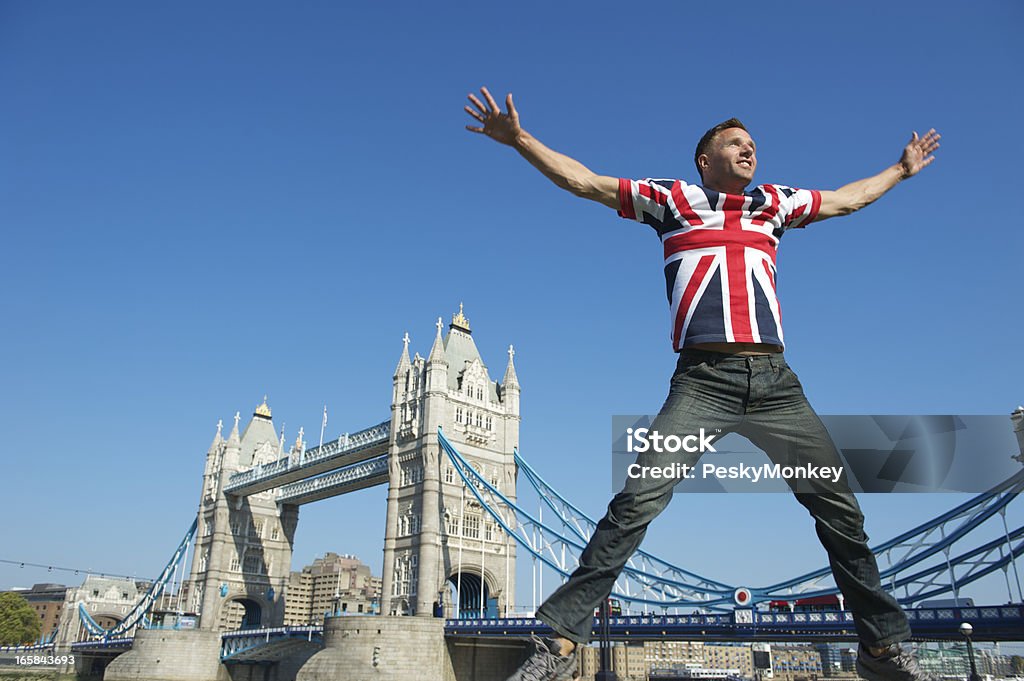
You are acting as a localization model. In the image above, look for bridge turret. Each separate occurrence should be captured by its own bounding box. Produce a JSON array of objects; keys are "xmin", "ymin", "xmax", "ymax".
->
[
  {"xmin": 502, "ymin": 344, "xmax": 520, "ymax": 416},
  {"xmin": 203, "ymin": 420, "xmax": 224, "ymax": 478},
  {"xmin": 210, "ymin": 419, "xmax": 224, "ymax": 449},
  {"xmin": 393, "ymin": 332, "xmax": 412, "ymax": 405},
  {"xmin": 190, "ymin": 400, "xmax": 295, "ymax": 632},
  {"xmin": 382, "ymin": 305, "xmax": 517, "ymax": 618},
  {"xmin": 1013, "ymin": 406, "xmax": 1024, "ymax": 459},
  {"xmin": 426, "ymin": 317, "xmax": 449, "ymax": 391},
  {"xmin": 222, "ymin": 412, "xmax": 242, "ymax": 473}
]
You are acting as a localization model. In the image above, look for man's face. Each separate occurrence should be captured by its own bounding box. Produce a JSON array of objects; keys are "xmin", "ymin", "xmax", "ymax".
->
[{"xmin": 702, "ymin": 127, "xmax": 757, "ymax": 189}]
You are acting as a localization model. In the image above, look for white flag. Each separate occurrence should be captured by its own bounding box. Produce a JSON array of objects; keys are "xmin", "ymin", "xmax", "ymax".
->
[{"xmin": 322, "ymin": 405, "xmax": 328, "ymax": 428}]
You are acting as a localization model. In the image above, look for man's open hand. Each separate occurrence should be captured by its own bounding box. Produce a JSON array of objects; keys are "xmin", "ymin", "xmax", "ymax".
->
[
  {"xmin": 899, "ymin": 129, "xmax": 941, "ymax": 178},
  {"xmin": 465, "ymin": 87, "xmax": 521, "ymax": 147}
]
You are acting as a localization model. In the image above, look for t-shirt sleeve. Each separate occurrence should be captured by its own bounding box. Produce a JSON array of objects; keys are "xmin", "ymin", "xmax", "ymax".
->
[
  {"xmin": 774, "ymin": 184, "xmax": 822, "ymax": 230},
  {"xmin": 617, "ymin": 177, "xmax": 680, "ymax": 228}
]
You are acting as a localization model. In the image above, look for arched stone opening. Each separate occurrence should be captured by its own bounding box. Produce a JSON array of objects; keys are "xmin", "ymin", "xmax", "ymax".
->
[
  {"xmin": 446, "ymin": 571, "xmax": 496, "ymax": 619},
  {"xmin": 219, "ymin": 597, "xmax": 262, "ymax": 630}
]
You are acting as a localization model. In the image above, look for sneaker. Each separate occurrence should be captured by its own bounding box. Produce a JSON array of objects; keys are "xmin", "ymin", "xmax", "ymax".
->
[
  {"xmin": 856, "ymin": 643, "xmax": 935, "ymax": 681},
  {"xmin": 506, "ymin": 634, "xmax": 577, "ymax": 681}
]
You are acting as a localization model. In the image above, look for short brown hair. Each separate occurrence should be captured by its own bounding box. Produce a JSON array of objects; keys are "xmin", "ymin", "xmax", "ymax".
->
[{"xmin": 694, "ymin": 118, "xmax": 748, "ymax": 180}]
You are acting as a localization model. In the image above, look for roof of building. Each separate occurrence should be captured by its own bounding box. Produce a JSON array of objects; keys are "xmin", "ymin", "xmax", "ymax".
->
[
  {"xmin": 239, "ymin": 398, "xmax": 280, "ymax": 467},
  {"xmin": 444, "ymin": 327, "xmax": 500, "ymax": 401}
]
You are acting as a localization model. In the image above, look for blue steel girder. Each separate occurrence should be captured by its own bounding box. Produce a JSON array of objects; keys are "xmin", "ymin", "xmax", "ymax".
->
[
  {"xmin": 78, "ymin": 519, "xmax": 198, "ymax": 640},
  {"xmin": 757, "ymin": 469, "xmax": 1024, "ymax": 602},
  {"xmin": 224, "ymin": 420, "xmax": 390, "ymax": 497},
  {"xmin": 70, "ymin": 638, "xmax": 134, "ymax": 654},
  {"xmin": 887, "ymin": 526, "xmax": 1024, "ymax": 604},
  {"xmin": 220, "ymin": 626, "xmax": 323, "ymax": 663},
  {"xmin": 442, "ymin": 428, "xmax": 1024, "ymax": 611},
  {"xmin": 439, "ymin": 429, "xmax": 736, "ymax": 611},
  {"xmin": 276, "ymin": 456, "xmax": 389, "ymax": 505},
  {"xmin": 515, "ymin": 448, "xmax": 735, "ymax": 593}
]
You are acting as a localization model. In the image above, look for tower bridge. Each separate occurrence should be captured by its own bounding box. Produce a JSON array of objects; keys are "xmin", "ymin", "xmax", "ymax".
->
[
  {"xmin": 27, "ymin": 305, "xmax": 1024, "ymax": 681},
  {"xmin": 185, "ymin": 304, "xmax": 520, "ymax": 631}
]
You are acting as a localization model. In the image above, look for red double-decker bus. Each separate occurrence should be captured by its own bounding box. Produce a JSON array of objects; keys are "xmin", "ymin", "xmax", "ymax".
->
[{"xmin": 767, "ymin": 595, "xmax": 841, "ymax": 612}]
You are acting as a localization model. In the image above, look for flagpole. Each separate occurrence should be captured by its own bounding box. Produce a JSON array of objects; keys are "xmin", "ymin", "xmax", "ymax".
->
[{"xmin": 319, "ymin": 405, "xmax": 327, "ymax": 450}]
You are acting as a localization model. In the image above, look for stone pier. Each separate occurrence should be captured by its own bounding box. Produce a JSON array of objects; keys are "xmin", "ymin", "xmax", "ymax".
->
[
  {"xmin": 104, "ymin": 630, "xmax": 226, "ymax": 681},
  {"xmin": 298, "ymin": 616, "xmax": 450, "ymax": 681},
  {"xmin": 296, "ymin": 615, "xmax": 541, "ymax": 681}
]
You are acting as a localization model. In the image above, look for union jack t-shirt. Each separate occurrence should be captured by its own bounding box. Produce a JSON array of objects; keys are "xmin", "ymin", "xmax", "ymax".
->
[{"xmin": 618, "ymin": 178, "xmax": 821, "ymax": 351}]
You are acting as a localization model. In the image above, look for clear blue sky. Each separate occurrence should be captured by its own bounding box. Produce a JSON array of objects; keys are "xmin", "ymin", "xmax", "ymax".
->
[{"xmin": 2, "ymin": 0, "xmax": 1023, "ymax": 620}]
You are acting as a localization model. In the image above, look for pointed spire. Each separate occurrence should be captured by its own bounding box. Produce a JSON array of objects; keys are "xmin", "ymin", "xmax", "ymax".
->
[
  {"xmin": 395, "ymin": 331, "xmax": 412, "ymax": 375},
  {"xmin": 227, "ymin": 411, "xmax": 241, "ymax": 444},
  {"xmin": 428, "ymin": 316, "xmax": 446, "ymax": 364},
  {"xmin": 503, "ymin": 344, "xmax": 520, "ymax": 387},
  {"xmin": 209, "ymin": 419, "xmax": 224, "ymax": 449}
]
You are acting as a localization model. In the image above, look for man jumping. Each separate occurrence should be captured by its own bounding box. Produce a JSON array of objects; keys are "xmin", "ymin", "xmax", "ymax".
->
[{"xmin": 464, "ymin": 86, "xmax": 940, "ymax": 681}]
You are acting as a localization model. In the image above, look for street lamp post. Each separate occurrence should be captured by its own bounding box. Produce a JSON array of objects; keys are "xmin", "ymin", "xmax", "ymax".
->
[{"xmin": 959, "ymin": 622, "xmax": 982, "ymax": 681}]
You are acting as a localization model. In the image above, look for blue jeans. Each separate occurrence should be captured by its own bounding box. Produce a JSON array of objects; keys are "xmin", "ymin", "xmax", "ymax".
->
[{"xmin": 536, "ymin": 350, "xmax": 911, "ymax": 647}]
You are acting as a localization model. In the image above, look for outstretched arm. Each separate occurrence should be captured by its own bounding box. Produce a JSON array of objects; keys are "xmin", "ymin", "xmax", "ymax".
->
[
  {"xmin": 464, "ymin": 87, "xmax": 619, "ymax": 209},
  {"xmin": 815, "ymin": 129, "xmax": 941, "ymax": 222}
]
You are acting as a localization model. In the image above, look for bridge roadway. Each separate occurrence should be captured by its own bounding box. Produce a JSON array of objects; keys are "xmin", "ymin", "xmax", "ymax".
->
[
  {"xmin": 223, "ymin": 421, "xmax": 389, "ymax": 498},
  {"xmin": 446, "ymin": 604, "xmax": 1024, "ymax": 644},
  {"xmin": 66, "ymin": 605, "xmax": 1022, "ymax": 663}
]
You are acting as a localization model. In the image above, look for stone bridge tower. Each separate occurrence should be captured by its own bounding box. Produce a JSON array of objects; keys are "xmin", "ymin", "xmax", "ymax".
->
[
  {"xmin": 187, "ymin": 399, "xmax": 300, "ymax": 630},
  {"xmin": 382, "ymin": 306, "xmax": 519, "ymax": 617}
]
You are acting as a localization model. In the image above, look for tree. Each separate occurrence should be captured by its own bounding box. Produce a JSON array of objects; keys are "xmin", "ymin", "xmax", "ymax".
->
[
  {"xmin": 1011, "ymin": 655, "xmax": 1024, "ymax": 675},
  {"xmin": 0, "ymin": 592, "xmax": 42, "ymax": 645}
]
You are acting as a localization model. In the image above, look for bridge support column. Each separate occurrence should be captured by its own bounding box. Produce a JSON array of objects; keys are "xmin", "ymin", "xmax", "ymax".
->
[
  {"xmin": 104, "ymin": 629, "xmax": 227, "ymax": 681},
  {"xmin": 297, "ymin": 616, "xmax": 452, "ymax": 681}
]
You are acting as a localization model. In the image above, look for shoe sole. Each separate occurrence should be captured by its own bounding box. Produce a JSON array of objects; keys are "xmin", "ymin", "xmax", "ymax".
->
[{"xmin": 856, "ymin": 657, "xmax": 917, "ymax": 681}]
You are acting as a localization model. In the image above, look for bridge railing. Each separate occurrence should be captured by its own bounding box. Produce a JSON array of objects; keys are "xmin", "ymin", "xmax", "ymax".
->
[
  {"xmin": 277, "ymin": 457, "xmax": 388, "ymax": 502},
  {"xmin": 302, "ymin": 421, "xmax": 390, "ymax": 462},
  {"xmin": 225, "ymin": 420, "xmax": 390, "ymax": 493}
]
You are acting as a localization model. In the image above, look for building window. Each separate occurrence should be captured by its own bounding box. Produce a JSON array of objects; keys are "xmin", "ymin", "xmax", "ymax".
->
[
  {"xmin": 476, "ymin": 387, "xmax": 483, "ymax": 400},
  {"xmin": 463, "ymin": 513, "xmax": 480, "ymax": 539},
  {"xmin": 445, "ymin": 466, "xmax": 454, "ymax": 484},
  {"xmin": 251, "ymin": 520, "xmax": 263, "ymax": 538},
  {"xmin": 445, "ymin": 511, "xmax": 459, "ymax": 536},
  {"xmin": 400, "ymin": 465, "xmax": 423, "ymax": 486},
  {"xmin": 394, "ymin": 554, "xmax": 417, "ymax": 597},
  {"xmin": 230, "ymin": 520, "xmax": 241, "ymax": 536},
  {"xmin": 243, "ymin": 551, "xmax": 265, "ymax": 574},
  {"xmin": 229, "ymin": 556, "xmax": 241, "ymax": 572},
  {"xmin": 475, "ymin": 412, "xmax": 482, "ymax": 427},
  {"xmin": 271, "ymin": 525, "xmax": 280, "ymax": 541}
]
